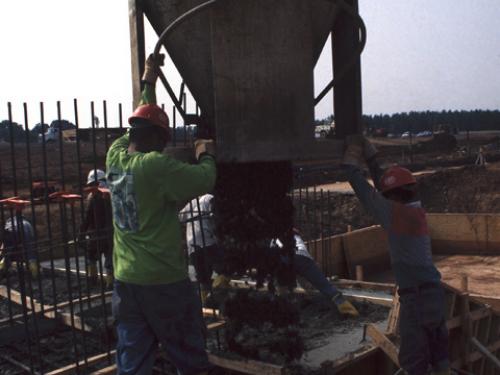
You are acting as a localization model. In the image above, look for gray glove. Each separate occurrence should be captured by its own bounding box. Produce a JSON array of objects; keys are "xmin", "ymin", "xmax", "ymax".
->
[
  {"xmin": 342, "ymin": 134, "xmax": 365, "ymax": 167},
  {"xmin": 142, "ymin": 54, "xmax": 165, "ymax": 84},
  {"xmin": 194, "ymin": 139, "xmax": 215, "ymax": 160}
]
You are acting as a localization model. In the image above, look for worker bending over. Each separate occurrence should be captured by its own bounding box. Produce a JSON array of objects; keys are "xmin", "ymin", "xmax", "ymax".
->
[
  {"xmin": 343, "ymin": 136, "xmax": 450, "ymax": 375},
  {"xmin": 80, "ymin": 169, "xmax": 113, "ymax": 288},
  {"xmin": 179, "ymin": 194, "xmax": 230, "ymax": 303},
  {"xmin": 271, "ymin": 231, "xmax": 358, "ymax": 317},
  {"xmin": 0, "ymin": 216, "xmax": 38, "ymax": 279},
  {"xmin": 107, "ymin": 54, "xmax": 216, "ymax": 375},
  {"xmin": 180, "ymin": 194, "xmax": 358, "ymax": 317}
]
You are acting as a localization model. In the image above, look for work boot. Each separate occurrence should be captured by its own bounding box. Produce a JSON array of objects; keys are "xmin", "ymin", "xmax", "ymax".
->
[
  {"xmin": 87, "ymin": 263, "xmax": 98, "ymax": 284},
  {"xmin": 104, "ymin": 272, "xmax": 114, "ymax": 289},
  {"xmin": 212, "ymin": 274, "xmax": 231, "ymax": 289},
  {"xmin": 28, "ymin": 260, "xmax": 39, "ymax": 279}
]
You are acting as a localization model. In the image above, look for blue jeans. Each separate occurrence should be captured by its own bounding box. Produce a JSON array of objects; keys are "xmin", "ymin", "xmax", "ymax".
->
[
  {"xmin": 294, "ymin": 255, "xmax": 339, "ymax": 299},
  {"xmin": 398, "ymin": 284, "xmax": 450, "ymax": 375},
  {"xmin": 112, "ymin": 279, "xmax": 212, "ymax": 375}
]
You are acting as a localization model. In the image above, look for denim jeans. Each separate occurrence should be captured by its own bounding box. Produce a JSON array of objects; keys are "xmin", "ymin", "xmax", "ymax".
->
[
  {"xmin": 398, "ymin": 284, "xmax": 450, "ymax": 375},
  {"xmin": 112, "ymin": 278, "xmax": 212, "ymax": 375},
  {"xmin": 294, "ymin": 255, "xmax": 339, "ymax": 299}
]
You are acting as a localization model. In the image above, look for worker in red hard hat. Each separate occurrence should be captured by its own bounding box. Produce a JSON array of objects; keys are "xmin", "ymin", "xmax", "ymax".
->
[
  {"xmin": 107, "ymin": 54, "xmax": 216, "ymax": 375},
  {"xmin": 343, "ymin": 136, "xmax": 450, "ymax": 375}
]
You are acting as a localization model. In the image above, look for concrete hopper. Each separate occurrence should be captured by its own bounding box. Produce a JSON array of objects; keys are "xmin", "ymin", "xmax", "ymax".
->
[{"xmin": 138, "ymin": 0, "xmax": 359, "ymax": 162}]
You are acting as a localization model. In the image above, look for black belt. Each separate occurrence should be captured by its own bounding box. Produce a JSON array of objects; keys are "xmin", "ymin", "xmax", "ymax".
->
[{"xmin": 398, "ymin": 282, "xmax": 440, "ymax": 296}]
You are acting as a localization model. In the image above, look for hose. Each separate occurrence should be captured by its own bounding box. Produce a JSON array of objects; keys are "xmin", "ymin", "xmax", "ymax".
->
[{"xmin": 153, "ymin": 0, "xmax": 218, "ymax": 58}]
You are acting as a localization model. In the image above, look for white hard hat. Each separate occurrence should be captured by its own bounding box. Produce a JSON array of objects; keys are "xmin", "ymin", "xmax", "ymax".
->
[{"xmin": 87, "ymin": 169, "xmax": 107, "ymax": 187}]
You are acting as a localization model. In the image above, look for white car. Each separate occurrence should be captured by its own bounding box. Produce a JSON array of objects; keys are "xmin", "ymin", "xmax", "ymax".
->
[{"xmin": 401, "ymin": 131, "xmax": 410, "ymax": 138}]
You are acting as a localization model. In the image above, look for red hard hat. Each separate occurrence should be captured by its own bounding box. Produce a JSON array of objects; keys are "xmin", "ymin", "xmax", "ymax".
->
[
  {"xmin": 379, "ymin": 166, "xmax": 416, "ymax": 193},
  {"xmin": 128, "ymin": 104, "xmax": 170, "ymax": 129}
]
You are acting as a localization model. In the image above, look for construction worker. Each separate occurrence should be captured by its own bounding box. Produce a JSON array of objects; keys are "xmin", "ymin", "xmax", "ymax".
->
[
  {"xmin": 343, "ymin": 136, "xmax": 450, "ymax": 375},
  {"xmin": 271, "ymin": 231, "xmax": 359, "ymax": 317},
  {"xmin": 180, "ymin": 194, "xmax": 358, "ymax": 317},
  {"xmin": 107, "ymin": 53, "xmax": 216, "ymax": 375},
  {"xmin": 179, "ymin": 194, "xmax": 230, "ymax": 303},
  {"xmin": 0, "ymin": 216, "xmax": 38, "ymax": 279},
  {"xmin": 80, "ymin": 169, "xmax": 113, "ymax": 288}
]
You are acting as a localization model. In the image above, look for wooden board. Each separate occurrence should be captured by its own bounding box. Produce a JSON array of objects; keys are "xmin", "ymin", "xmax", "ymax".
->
[
  {"xmin": 365, "ymin": 324, "xmax": 400, "ymax": 366},
  {"xmin": 208, "ymin": 353, "xmax": 286, "ymax": 375},
  {"xmin": 46, "ymin": 350, "xmax": 115, "ymax": 375},
  {"xmin": 306, "ymin": 234, "xmax": 346, "ymax": 277},
  {"xmin": 427, "ymin": 214, "xmax": 500, "ymax": 255},
  {"xmin": 341, "ymin": 226, "xmax": 391, "ymax": 279},
  {"xmin": 88, "ymin": 353, "xmax": 287, "ymax": 375}
]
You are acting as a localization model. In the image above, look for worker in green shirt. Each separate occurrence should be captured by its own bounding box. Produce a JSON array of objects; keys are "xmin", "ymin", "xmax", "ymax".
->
[{"xmin": 107, "ymin": 54, "xmax": 216, "ymax": 375}]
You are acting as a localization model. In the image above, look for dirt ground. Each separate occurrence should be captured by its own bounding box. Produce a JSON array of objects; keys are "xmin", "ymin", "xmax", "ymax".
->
[{"xmin": 298, "ymin": 162, "xmax": 500, "ymax": 237}]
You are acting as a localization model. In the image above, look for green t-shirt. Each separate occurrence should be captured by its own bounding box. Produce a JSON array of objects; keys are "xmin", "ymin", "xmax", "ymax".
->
[{"xmin": 106, "ymin": 134, "xmax": 216, "ymax": 285}]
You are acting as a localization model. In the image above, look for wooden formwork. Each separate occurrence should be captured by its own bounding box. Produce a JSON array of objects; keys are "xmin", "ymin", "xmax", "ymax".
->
[
  {"xmin": 366, "ymin": 283, "xmax": 500, "ymax": 375},
  {"xmin": 306, "ymin": 213, "xmax": 500, "ymax": 374},
  {"xmin": 3, "ymin": 213, "xmax": 500, "ymax": 374},
  {"xmin": 307, "ymin": 213, "xmax": 500, "ymax": 311}
]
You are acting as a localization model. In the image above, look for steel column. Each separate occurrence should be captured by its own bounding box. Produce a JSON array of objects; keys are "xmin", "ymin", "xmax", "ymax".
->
[
  {"xmin": 332, "ymin": 0, "xmax": 363, "ymax": 138},
  {"xmin": 129, "ymin": 0, "xmax": 146, "ymax": 108}
]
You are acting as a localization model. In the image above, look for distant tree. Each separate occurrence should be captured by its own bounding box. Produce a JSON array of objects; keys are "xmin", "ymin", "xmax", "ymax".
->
[
  {"xmin": 31, "ymin": 123, "xmax": 49, "ymax": 135},
  {"xmin": 50, "ymin": 119, "xmax": 76, "ymax": 130},
  {"xmin": 0, "ymin": 120, "xmax": 26, "ymax": 143}
]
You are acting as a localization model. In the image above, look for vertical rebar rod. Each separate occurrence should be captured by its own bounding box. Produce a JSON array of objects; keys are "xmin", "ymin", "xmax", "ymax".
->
[
  {"xmin": 14, "ymin": 210, "xmax": 36, "ymax": 373},
  {"xmin": 103, "ymin": 100, "xmax": 109, "ymax": 150},
  {"xmin": 91, "ymin": 102, "xmax": 112, "ymax": 363},
  {"xmin": 0, "ymin": 161, "xmax": 15, "ymax": 324},
  {"xmin": 39, "ymin": 102, "xmax": 58, "ymax": 312},
  {"xmin": 57, "ymin": 102, "xmax": 66, "ymax": 191},
  {"xmin": 59, "ymin": 200, "xmax": 81, "ymax": 371},
  {"xmin": 69, "ymin": 203, "xmax": 89, "ymax": 366},
  {"xmin": 118, "ymin": 103, "xmax": 124, "ymax": 129},
  {"xmin": 74, "ymin": 99, "xmax": 93, "ymax": 312},
  {"xmin": 22, "ymin": 103, "xmax": 45, "ymax": 373},
  {"xmin": 24, "ymin": 103, "xmax": 45, "ymax": 313},
  {"xmin": 7, "ymin": 103, "xmax": 18, "ymax": 195}
]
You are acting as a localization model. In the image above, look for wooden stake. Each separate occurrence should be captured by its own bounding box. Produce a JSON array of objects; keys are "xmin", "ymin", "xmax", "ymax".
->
[
  {"xmin": 365, "ymin": 324, "xmax": 400, "ymax": 366},
  {"xmin": 461, "ymin": 274, "xmax": 469, "ymax": 292}
]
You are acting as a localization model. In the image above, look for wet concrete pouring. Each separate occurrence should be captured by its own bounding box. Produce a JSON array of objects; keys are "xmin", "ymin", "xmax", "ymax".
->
[{"xmin": 207, "ymin": 288, "xmax": 390, "ymax": 374}]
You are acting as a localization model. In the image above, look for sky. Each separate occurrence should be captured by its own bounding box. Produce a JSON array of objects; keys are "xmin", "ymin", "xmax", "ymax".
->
[{"xmin": 0, "ymin": 0, "xmax": 499, "ymax": 128}]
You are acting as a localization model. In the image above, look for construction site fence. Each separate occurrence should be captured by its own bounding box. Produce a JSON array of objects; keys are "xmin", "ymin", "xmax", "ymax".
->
[{"xmin": 0, "ymin": 99, "xmax": 343, "ymax": 374}]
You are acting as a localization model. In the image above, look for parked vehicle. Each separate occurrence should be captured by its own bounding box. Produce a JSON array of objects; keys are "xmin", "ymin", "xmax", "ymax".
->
[
  {"xmin": 315, "ymin": 121, "xmax": 335, "ymax": 138},
  {"xmin": 41, "ymin": 127, "xmax": 77, "ymax": 143},
  {"xmin": 401, "ymin": 131, "xmax": 411, "ymax": 138},
  {"xmin": 416, "ymin": 131, "xmax": 432, "ymax": 137}
]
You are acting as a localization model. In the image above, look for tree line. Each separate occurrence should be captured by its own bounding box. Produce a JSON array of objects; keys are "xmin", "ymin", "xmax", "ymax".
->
[{"xmin": 316, "ymin": 110, "xmax": 500, "ymax": 134}]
